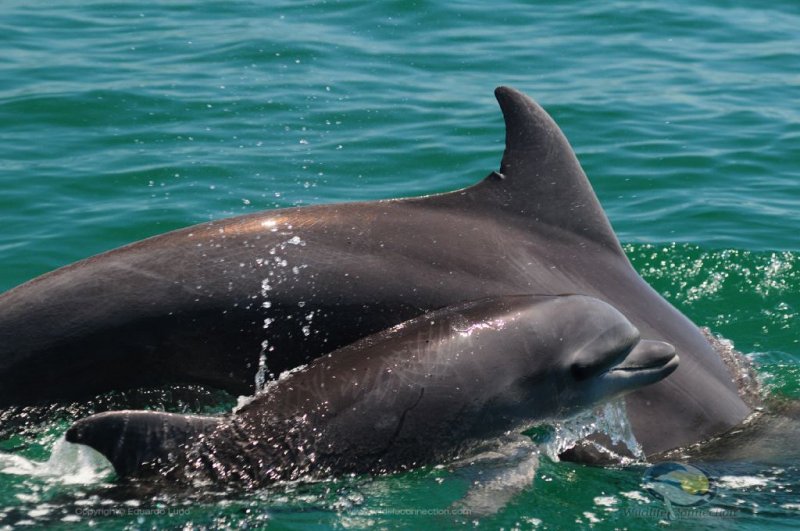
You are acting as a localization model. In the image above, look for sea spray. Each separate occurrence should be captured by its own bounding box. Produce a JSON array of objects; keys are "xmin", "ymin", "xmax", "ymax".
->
[
  {"xmin": 0, "ymin": 437, "xmax": 112, "ymax": 484},
  {"xmin": 543, "ymin": 399, "xmax": 644, "ymax": 463},
  {"xmin": 254, "ymin": 227, "xmax": 309, "ymax": 393}
]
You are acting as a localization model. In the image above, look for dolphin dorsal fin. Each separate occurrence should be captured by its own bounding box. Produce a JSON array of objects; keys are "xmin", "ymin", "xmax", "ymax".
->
[{"xmin": 465, "ymin": 87, "xmax": 625, "ymax": 255}]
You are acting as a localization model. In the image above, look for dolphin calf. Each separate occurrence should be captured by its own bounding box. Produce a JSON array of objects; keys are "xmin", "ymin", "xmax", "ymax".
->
[
  {"xmin": 0, "ymin": 86, "xmax": 751, "ymax": 456},
  {"xmin": 66, "ymin": 295, "xmax": 678, "ymax": 485}
]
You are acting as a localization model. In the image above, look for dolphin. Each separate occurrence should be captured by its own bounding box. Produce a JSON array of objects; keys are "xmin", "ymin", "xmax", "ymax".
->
[
  {"xmin": 65, "ymin": 295, "xmax": 679, "ymax": 485},
  {"xmin": 0, "ymin": 86, "xmax": 751, "ymax": 456}
]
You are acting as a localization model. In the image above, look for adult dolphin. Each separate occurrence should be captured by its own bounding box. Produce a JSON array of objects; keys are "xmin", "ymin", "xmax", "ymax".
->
[
  {"xmin": 66, "ymin": 295, "xmax": 679, "ymax": 485},
  {"xmin": 0, "ymin": 87, "xmax": 751, "ymax": 457}
]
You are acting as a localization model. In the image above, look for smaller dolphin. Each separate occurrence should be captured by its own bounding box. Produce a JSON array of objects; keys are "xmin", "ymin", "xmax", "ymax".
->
[{"xmin": 66, "ymin": 295, "xmax": 677, "ymax": 487}]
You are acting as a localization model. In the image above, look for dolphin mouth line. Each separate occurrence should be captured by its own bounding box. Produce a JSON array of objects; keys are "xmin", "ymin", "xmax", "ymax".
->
[{"xmin": 608, "ymin": 354, "xmax": 680, "ymax": 375}]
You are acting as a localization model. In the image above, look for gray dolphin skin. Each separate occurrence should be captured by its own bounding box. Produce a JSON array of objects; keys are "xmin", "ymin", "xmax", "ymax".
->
[
  {"xmin": 0, "ymin": 86, "xmax": 750, "ymax": 457},
  {"xmin": 66, "ymin": 295, "xmax": 679, "ymax": 485}
]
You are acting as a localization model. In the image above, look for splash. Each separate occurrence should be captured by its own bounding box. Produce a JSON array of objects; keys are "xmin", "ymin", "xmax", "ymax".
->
[
  {"xmin": 626, "ymin": 244, "xmax": 797, "ymax": 304},
  {"xmin": 254, "ymin": 339, "xmax": 271, "ymax": 392},
  {"xmin": 235, "ymin": 363, "xmax": 311, "ymax": 413},
  {"xmin": 701, "ymin": 327, "xmax": 762, "ymax": 407},
  {"xmin": 0, "ymin": 437, "xmax": 112, "ymax": 485},
  {"xmin": 542, "ymin": 400, "xmax": 644, "ymax": 463},
  {"xmin": 253, "ymin": 227, "xmax": 310, "ymax": 393}
]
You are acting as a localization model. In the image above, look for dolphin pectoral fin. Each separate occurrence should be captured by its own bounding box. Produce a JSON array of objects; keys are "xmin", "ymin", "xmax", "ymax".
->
[
  {"xmin": 66, "ymin": 410, "xmax": 221, "ymax": 478},
  {"xmin": 449, "ymin": 434, "xmax": 540, "ymax": 517}
]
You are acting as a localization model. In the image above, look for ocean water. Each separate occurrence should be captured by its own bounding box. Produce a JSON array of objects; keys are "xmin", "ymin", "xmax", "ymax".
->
[{"xmin": 1, "ymin": 0, "xmax": 798, "ymax": 529}]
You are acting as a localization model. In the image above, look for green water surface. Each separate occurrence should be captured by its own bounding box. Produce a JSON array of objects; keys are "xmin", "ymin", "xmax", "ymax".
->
[{"xmin": 1, "ymin": 1, "xmax": 798, "ymax": 529}]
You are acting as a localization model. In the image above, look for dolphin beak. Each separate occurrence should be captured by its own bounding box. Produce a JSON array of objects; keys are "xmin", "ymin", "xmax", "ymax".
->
[
  {"xmin": 605, "ymin": 340, "xmax": 679, "ymax": 389},
  {"xmin": 611, "ymin": 340, "xmax": 677, "ymax": 372}
]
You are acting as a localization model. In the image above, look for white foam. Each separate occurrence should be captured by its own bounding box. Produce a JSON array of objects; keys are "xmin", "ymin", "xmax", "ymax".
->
[
  {"xmin": 621, "ymin": 490, "xmax": 651, "ymax": 503},
  {"xmin": 718, "ymin": 475, "xmax": 770, "ymax": 489},
  {"xmin": 0, "ymin": 437, "xmax": 112, "ymax": 485},
  {"xmin": 582, "ymin": 511, "xmax": 601, "ymax": 523},
  {"xmin": 594, "ymin": 495, "xmax": 618, "ymax": 507}
]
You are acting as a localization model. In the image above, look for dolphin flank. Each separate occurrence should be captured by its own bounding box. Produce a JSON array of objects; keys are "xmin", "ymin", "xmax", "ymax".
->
[
  {"xmin": 66, "ymin": 295, "xmax": 678, "ymax": 486},
  {"xmin": 0, "ymin": 86, "xmax": 751, "ymax": 457}
]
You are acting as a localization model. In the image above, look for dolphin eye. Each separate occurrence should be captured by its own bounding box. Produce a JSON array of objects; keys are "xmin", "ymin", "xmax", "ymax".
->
[{"xmin": 570, "ymin": 361, "xmax": 599, "ymax": 381}]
